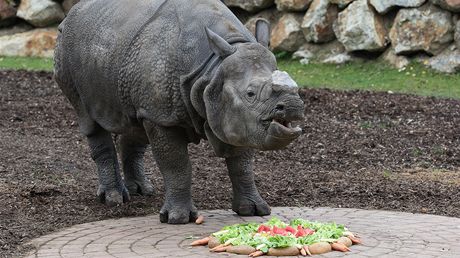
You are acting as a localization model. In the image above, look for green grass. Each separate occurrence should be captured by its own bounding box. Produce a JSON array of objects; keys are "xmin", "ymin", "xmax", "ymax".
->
[
  {"xmin": 278, "ymin": 58, "xmax": 460, "ymax": 99},
  {"xmin": 1, "ymin": 56, "xmax": 459, "ymax": 99},
  {"xmin": 0, "ymin": 56, "xmax": 53, "ymax": 71}
]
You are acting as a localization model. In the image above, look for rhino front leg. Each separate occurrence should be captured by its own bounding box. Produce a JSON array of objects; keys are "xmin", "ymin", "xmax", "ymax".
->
[
  {"xmin": 87, "ymin": 126, "xmax": 130, "ymax": 206},
  {"xmin": 144, "ymin": 122, "xmax": 197, "ymax": 224},
  {"xmin": 226, "ymin": 150, "xmax": 271, "ymax": 216},
  {"xmin": 119, "ymin": 132, "xmax": 155, "ymax": 196}
]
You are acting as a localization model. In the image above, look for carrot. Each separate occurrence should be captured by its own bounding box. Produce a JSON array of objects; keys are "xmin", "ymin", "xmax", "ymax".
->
[
  {"xmin": 348, "ymin": 235, "xmax": 362, "ymax": 244},
  {"xmin": 195, "ymin": 215, "xmax": 204, "ymax": 224},
  {"xmin": 304, "ymin": 245, "xmax": 312, "ymax": 256},
  {"xmin": 210, "ymin": 244, "xmax": 225, "ymax": 251},
  {"xmin": 210, "ymin": 244, "xmax": 229, "ymax": 252},
  {"xmin": 331, "ymin": 242, "xmax": 351, "ymax": 252},
  {"xmin": 249, "ymin": 250, "xmax": 264, "ymax": 257},
  {"xmin": 300, "ymin": 247, "xmax": 307, "ymax": 256},
  {"xmin": 190, "ymin": 236, "xmax": 210, "ymax": 246}
]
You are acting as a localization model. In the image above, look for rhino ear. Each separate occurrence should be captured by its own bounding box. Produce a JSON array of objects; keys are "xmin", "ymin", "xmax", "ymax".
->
[
  {"xmin": 255, "ymin": 19, "xmax": 270, "ymax": 48},
  {"xmin": 205, "ymin": 27, "xmax": 236, "ymax": 58}
]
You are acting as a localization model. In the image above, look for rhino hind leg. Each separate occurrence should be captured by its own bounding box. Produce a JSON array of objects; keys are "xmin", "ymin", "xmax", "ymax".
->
[
  {"xmin": 119, "ymin": 132, "xmax": 155, "ymax": 196},
  {"xmin": 225, "ymin": 151, "xmax": 271, "ymax": 216},
  {"xmin": 143, "ymin": 122, "xmax": 197, "ymax": 224},
  {"xmin": 87, "ymin": 125, "xmax": 130, "ymax": 206}
]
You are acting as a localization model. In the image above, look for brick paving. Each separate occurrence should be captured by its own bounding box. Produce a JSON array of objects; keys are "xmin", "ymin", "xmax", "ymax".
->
[{"xmin": 24, "ymin": 207, "xmax": 460, "ymax": 258}]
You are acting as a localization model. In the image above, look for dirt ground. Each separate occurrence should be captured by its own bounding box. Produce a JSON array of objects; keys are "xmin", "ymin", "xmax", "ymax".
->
[{"xmin": 1, "ymin": 70, "xmax": 459, "ymax": 258}]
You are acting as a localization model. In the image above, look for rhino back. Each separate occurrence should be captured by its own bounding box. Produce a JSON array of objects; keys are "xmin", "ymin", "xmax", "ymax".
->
[
  {"xmin": 57, "ymin": 0, "xmax": 168, "ymax": 131},
  {"xmin": 58, "ymin": 0, "xmax": 256, "ymax": 131}
]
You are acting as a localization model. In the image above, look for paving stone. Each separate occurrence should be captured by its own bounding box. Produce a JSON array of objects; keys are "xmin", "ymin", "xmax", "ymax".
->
[{"xmin": 23, "ymin": 207, "xmax": 460, "ymax": 258}]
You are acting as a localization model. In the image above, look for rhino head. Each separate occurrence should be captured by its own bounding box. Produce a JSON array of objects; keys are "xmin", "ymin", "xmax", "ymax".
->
[{"xmin": 201, "ymin": 21, "xmax": 305, "ymax": 153}]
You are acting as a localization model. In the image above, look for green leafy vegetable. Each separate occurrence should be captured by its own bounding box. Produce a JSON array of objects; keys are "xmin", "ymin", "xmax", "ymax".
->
[
  {"xmin": 210, "ymin": 217, "xmax": 348, "ymax": 252},
  {"xmin": 265, "ymin": 217, "xmax": 288, "ymax": 228}
]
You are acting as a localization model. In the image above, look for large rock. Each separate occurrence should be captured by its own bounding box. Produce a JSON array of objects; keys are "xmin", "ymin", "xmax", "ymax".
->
[
  {"xmin": 380, "ymin": 48, "xmax": 410, "ymax": 69},
  {"xmin": 293, "ymin": 40, "xmax": 346, "ymax": 62},
  {"xmin": 0, "ymin": 28, "xmax": 57, "ymax": 58},
  {"xmin": 322, "ymin": 53, "xmax": 352, "ymax": 64},
  {"xmin": 0, "ymin": 22, "xmax": 33, "ymax": 37},
  {"xmin": 389, "ymin": 4, "xmax": 454, "ymax": 55},
  {"xmin": 330, "ymin": 0, "xmax": 355, "ymax": 4},
  {"xmin": 455, "ymin": 19, "xmax": 460, "ymax": 49},
  {"xmin": 17, "ymin": 0, "xmax": 65, "ymax": 27},
  {"xmin": 245, "ymin": 7, "xmax": 281, "ymax": 35},
  {"xmin": 301, "ymin": 0, "xmax": 338, "ymax": 43},
  {"xmin": 330, "ymin": 0, "xmax": 355, "ymax": 8},
  {"xmin": 271, "ymin": 13, "xmax": 305, "ymax": 51},
  {"xmin": 431, "ymin": 0, "xmax": 460, "ymax": 12},
  {"xmin": 369, "ymin": 0, "xmax": 427, "ymax": 14},
  {"xmin": 275, "ymin": 0, "xmax": 312, "ymax": 11},
  {"xmin": 0, "ymin": 0, "xmax": 16, "ymax": 22},
  {"xmin": 224, "ymin": 0, "xmax": 274, "ymax": 12},
  {"xmin": 427, "ymin": 44, "xmax": 460, "ymax": 73},
  {"xmin": 333, "ymin": 0, "xmax": 388, "ymax": 51},
  {"xmin": 62, "ymin": 0, "xmax": 80, "ymax": 14}
]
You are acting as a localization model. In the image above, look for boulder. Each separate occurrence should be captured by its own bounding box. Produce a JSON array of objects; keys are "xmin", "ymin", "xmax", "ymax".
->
[
  {"xmin": 62, "ymin": 0, "xmax": 80, "ymax": 14},
  {"xmin": 333, "ymin": 0, "xmax": 388, "ymax": 51},
  {"xmin": 330, "ymin": 0, "xmax": 355, "ymax": 8},
  {"xmin": 293, "ymin": 40, "xmax": 346, "ymax": 62},
  {"xmin": 17, "ymin": 0, "xmax": 65, "ymax": 27},
  {"xmin": 322, "ymin": 53, "xmax": 352, "ymax": 64},
  {"xmin": 271, "ymin": 13, "xmax": 305, "ymax": 51},
  {"xmin": 455, "ymin": 19, "xmax": 460, "ymax": 49},
  {"xmin": 389, "ymin": 4, "xmax": 454, "ymax": 55},
  {"xmin": 380, "ymin": 48, "xmax": 410, "ymax": 69},
  {"xmin": 229, "ymin": 7, "xmax": 253, "ymax": 24},
  {"xmin": 0, "ymin": 0, "xmax": 16, "ymax": 22},
  {"xmin": 427, "ymin": 44, "xmax": 460, "ymax": 73},
  {"xmin": 293, "ymin": 47, "xmax": 314, "ymax": 60},
  {"xmin": 301, "ymin": 0, "xmax": 338, "ymax": 43},
  {"xmin": 0, "ymin": 28, "xmax": 57, "ymax": 58},
  {"xmin": 224, "ymin": 0, "xmax": 274, "ymax": 12},
  {"xmin": 430, "ymin": 0, "xmax": 460, "ymax": 12},
  {"xmin": 0, "ymin": 22, "xmax": 33, "ymax": 37},
  {"xmin": 413, "ymin": 53, "xmax": 432, "ymax": 64},
  {"xmin": 275, "ymin": 0, "xmax": 312, "ymax": 11},
  {"xmin": 245, "ymin": 7, "xmax": 281, "ymax": 35},
  {"xmin": 369, "ymin": 0, "xmax": 427, "ymax": 14}
]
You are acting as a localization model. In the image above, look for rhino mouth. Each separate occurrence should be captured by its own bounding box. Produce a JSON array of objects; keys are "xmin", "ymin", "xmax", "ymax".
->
[
  {"xmin": 267, "ymin": 118, "xmax": 302, "ymax": 139},
  {"xmin": 259, "ymin": 118, "xmax": 302, "ymax": 150}
]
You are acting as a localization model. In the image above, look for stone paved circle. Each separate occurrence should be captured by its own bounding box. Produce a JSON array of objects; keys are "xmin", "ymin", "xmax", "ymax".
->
[{"xmin": 24, "ymin": 207, "xmax": 460, "ymax": 258}]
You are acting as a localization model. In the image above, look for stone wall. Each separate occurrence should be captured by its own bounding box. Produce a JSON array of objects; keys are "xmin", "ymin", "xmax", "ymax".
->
[{"xmin": 0, "ymin": 0, "xmax": 459, "ymax": 73}]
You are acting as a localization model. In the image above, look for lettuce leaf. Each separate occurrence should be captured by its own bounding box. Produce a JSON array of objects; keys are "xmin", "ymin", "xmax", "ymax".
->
[{"xmin": 210, "ymin": 217, "xmax": 347, "ymax": 251}]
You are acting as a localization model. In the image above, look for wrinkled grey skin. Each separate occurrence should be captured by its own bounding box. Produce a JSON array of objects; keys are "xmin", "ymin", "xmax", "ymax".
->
[{"xmin": 55, "ymin": 0, "xmax": 305, "ymax": 224}]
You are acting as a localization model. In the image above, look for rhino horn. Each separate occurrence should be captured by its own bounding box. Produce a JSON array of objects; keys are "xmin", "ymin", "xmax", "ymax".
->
[{"xmin": 271, "ymin": 70, "xmax": 298, "ymax": 93}]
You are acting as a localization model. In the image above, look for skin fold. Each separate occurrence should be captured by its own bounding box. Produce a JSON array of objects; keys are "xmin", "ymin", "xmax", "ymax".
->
[{"xmin": 55, "ymin": 0, "xmax": 305, "ymax": 224}]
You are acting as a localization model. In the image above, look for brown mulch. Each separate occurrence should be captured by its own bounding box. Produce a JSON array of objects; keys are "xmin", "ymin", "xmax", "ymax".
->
[{"xmin": 1, "ymin": 70, "xmax": 459, "ymax": 258}]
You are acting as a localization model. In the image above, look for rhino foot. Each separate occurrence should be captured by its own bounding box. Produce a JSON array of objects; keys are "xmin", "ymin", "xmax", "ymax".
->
[
  {"xmin": 232, "ymin": 197, "xmax": 271, "ymax": 216},
  {"xmin": 97, "ymin": 184, "xmax": 130, "ymax": 206},
  {"xmin": 125, "ymin": 178, "xmax": 155, "ymax": 196},
  {"xmin": 159, "ymin": 201, "xmax": 198, "ymax": 224}
]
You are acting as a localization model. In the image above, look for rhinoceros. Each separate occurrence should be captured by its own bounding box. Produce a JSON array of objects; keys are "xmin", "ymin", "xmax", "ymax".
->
[{"xmin": 55, "ymin": 0, "xmax": 305, "ymax": 224}]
